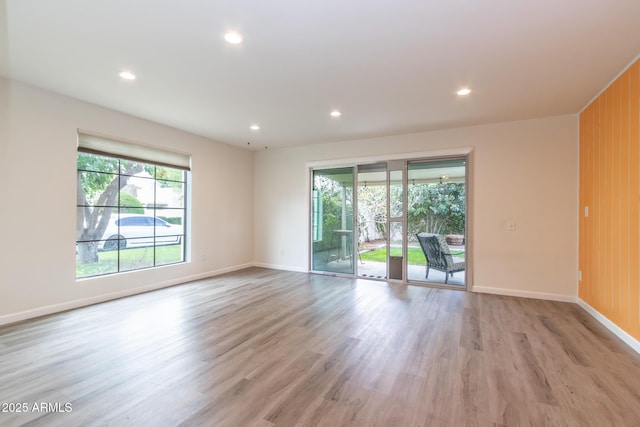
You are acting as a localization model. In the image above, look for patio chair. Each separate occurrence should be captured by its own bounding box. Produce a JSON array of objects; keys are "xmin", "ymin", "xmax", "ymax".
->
[{"xmin": 415, "ymin": 233, "xmax": 465, "ymax": 284}]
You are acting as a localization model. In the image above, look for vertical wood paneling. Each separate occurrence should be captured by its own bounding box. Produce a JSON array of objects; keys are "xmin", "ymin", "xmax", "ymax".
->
[
  {"xmin": 579, "ymin": 59, "xmax": 640, "ymax": 340},
  {"xmin": 619, "ymin": 72, "xmax": 630, "ymax": 325},
  {"xmin": 612, "ymin": 78, "xmax": 621, "ymax": 316},
  {"xmin": 629, "ymin": 61, "xmax": 640, "ymax": 338},
  {"xmin": 579, "ymin": 110, "xmax": 587, "ymax": 297}
]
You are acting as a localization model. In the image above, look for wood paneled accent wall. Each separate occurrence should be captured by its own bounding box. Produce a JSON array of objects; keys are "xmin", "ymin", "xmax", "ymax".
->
[{"xmin": 579, "ymin": 59, "xmax": 640, "ymax": 340}]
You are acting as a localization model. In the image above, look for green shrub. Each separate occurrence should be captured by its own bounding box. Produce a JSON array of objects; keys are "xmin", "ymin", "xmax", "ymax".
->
[{"xmin": 119, "ymin": 192, "xmax": 144, "ymax": 214}]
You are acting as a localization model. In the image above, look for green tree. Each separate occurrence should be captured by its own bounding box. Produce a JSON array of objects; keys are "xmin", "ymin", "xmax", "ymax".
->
[
  {"xmin": 407, "ymin": 182, "xmax": 465, "ymax": 238},
  {"xmin": 312, "ymin": 175, "xmax": 353, "ymax": 252},
  {"xmin": 156, "ymin": 166, "xmax": 184, "ymax": 188},
  {"xmin": 357, "ymin": 185, "xmax": 387, "ymax": 242},
  {"xmin": 76, "ymin": 153, "xmax": 145, "ymax": 264}
]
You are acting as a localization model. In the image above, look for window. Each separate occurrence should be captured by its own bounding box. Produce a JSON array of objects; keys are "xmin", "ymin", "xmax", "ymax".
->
[{"xmin": 76, "ymin": 132, "xmax": 190, "ymax": 278}]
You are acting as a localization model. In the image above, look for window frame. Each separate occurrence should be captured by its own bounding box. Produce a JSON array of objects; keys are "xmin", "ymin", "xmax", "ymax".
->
[{"xmin": 76, "ymin": 137, "xmax": 190, "ymax": 279}]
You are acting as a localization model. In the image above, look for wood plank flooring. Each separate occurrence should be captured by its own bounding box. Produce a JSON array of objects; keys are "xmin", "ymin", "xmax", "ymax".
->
[{"xmin": 1, "ymin": 267, "xmax": 640, "ymax": 426}]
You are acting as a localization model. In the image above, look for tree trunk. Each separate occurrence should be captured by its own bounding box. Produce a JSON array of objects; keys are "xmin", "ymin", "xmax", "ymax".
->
[
  {"xmin": 76, "ymin": 162, "xmax": 142, "ymax": 265},
  {"xmin": 77, "ymin": 241, "xmax": 99, "ymax": 264}
]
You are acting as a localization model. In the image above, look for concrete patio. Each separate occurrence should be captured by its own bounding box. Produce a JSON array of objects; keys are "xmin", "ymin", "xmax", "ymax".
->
[{"xmin": 358, "ymin": 260, "xmax": 466, "ymax": 287}]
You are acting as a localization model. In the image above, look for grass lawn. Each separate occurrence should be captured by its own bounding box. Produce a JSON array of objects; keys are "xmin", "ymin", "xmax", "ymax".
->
[
  {"xmin": 359, "ymin": 246, "xmax": 464, "ymax": 265},
  {"xmin": 77, "ymin": 244, "xmax": 183, "ymax": 278}
]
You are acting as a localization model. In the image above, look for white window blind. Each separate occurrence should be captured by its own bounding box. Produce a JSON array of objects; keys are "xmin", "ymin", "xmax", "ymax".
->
[{"xmin": 77, "ymin": 130, "xmax": 191, "ymax": 171}]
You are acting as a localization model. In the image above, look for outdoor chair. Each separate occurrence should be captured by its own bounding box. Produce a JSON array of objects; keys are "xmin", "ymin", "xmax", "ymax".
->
[{"xmin": 415, "ymin": 233, "xmax": 465, "ymax": 284}]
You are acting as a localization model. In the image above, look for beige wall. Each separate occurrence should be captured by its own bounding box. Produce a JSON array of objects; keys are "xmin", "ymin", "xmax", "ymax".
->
[
  {"xmin": 0, "ymin": 75, "xmax": 580, "ymax": 323},
  {"xmin": 254, "ymin": 115, "xmax": 579, "ymax": 299},
  {"xmin": 0, "ymin": 78, "xmax": 254, "ymax": 322}
]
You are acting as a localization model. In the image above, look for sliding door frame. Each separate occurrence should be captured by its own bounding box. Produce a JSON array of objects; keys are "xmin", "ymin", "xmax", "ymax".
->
[
  {"xmin": 405, "ymin": 155, "xmax": 470, "ymax": 291},
  {"xmin": 306, "ymin": 148, "xmax": 473, "ymax": 291},
  {"xmin": 309, "ymin": 166, "xmax": 357, "ymax": 277}
]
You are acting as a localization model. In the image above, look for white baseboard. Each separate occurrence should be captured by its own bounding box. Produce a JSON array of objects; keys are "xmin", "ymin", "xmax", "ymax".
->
[
  {"xmin": 252, "ymin": 262, "xmax": 308, "ymax": 273},
  {"xmin": 576, "ymin": 298, "xmax": 640, "ymax": 354},
  {"xmin": 472, "ymin": 285, "xmax": 577, "ymax": 303},
  {"xmin": 473, "ymin": 287, "xmax": 640, "ymax": 355},
  {"xmin": 0, "ymin": 263, "xmax": 253, "ymax": 327}
]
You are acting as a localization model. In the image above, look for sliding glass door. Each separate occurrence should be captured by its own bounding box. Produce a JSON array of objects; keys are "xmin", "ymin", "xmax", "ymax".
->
[
  {"xmin": 311, "ymin": 157, "xmax": 468, "ymax": 288},
  {"xmin": 356, "ymin": 163, "xmax": 388, "ymax": 279},
  {"xmin": 387, "ymin": 167, "xmax": 404, "ymax": 280},
  {"xmin": 406, "ymin": 158, "xmax": 467, "ymax": 287},
  {"xmin": 355, "ymin": 162, "xmax": 405, "ymax": 281},
  {"xmin": 311, "ymin": 167, "xmax": 355, "ymax": 275}
]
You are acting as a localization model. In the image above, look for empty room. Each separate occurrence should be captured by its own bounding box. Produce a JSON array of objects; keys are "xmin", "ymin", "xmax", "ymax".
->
[{"xmin": 1, "ymin": 1, "xmax": 640, "ymax": 426}]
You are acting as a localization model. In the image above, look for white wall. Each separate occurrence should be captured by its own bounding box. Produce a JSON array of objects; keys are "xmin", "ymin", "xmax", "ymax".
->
[
  {"xmin": 254, "ymin": 115, "xmax": 579, "ymax": 299},
  {"xmin": 0, "ymin": 78, "xmax": 254, "ymax": 322},
  {"xmin": 0, "ymin": 76, "xmax": 579, "ymax": 323}
]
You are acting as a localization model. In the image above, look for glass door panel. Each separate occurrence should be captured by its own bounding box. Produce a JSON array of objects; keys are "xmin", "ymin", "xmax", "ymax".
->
[
  {"xmin": 388, "ymin": 167, "xmax": 404, "ymax": 281},
  {"xmin": 388, "ymin": 221, "xmax": 403, "ymax": 280},
  {"xmin": 311, "ymin": 167, "xmax": 355, "ymax": 275},
  {"xmin": 406, "ymin": 158, "xmax": 467, "ymax": 286},
  {"xmin": 389, "ymin": 170, "xmax": 403, "ymax": 219},
  {"xmin": 356, "ymin": 163, "xmax": 387, "ymax": 279}
]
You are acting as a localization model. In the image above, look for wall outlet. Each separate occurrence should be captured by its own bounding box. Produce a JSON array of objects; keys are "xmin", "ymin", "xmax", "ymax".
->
[
  {"xmin": 578, "ymin": 270, "xmax": 582, "ymax": 281},
  {"xmin": 584, "ymin": 206, "xmax": 589, "ymax": 217}
]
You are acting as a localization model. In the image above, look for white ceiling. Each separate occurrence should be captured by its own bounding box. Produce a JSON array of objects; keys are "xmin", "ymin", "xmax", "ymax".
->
[{"xmin": 1, "ymin": 0, "xmax": 639, "ymax": 150}]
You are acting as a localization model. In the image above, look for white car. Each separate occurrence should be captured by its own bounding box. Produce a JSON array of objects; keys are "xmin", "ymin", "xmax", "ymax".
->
[{"xmin": 99, "ymin": 214, "xmax": 183, "ymax": 250}]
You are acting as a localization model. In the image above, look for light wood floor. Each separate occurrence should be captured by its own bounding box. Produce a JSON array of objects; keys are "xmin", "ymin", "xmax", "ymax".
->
[{"xmin": 1, "ymin": 268, "xmax": 640, "ymax": 426}]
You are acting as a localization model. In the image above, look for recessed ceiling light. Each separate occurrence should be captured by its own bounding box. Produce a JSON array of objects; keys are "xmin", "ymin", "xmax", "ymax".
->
[
  {"xmin": 330, "ymin": 110, "xmax": 342, "ymax": 117},
  {"xmin": 119, "ymin": 71, "xmax": 136, "ymax": 80},
  {"xmin": 457, "ymin": 88, "xmax": 471, "ymax": 96},
  {"xmin": 224, "ymin": 31, "xmax": 244, "ymax": 44},
  {"xmin": 250, "ymin": 125, "xmax": 260, "ymax": 131}
]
